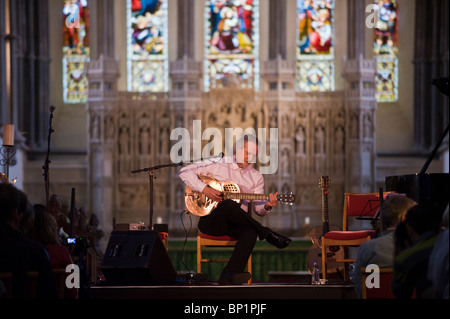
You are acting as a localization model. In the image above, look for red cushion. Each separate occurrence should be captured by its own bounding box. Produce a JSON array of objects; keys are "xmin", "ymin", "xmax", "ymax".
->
[
  {"xmin": 323, "ymin": 230, "xmax": 376, "ymax": 240},
  {"xmin": 199, "ymin": 233, "xmax": 237, "ymax": 241}
]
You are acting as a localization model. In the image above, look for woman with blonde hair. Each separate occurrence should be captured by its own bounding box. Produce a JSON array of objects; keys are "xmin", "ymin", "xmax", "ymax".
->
[{"xmin": 28, "ymin": 204, "xmax": 78, "ymax": 299}]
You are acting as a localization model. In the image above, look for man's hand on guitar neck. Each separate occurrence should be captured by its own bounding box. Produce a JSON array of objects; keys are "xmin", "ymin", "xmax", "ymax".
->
[
  {"xmin": 202, "ymin": 185, "xmax": 224, "ymax": 202},
  {"xmin": 264, "ymin": 192, "xmax": 279, "ymax": 211}
]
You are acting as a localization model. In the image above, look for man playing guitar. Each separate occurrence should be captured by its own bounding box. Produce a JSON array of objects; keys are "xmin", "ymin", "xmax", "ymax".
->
[{"xmin": 179, "ymin": 135, "xmax": 292, "ymax": 285}]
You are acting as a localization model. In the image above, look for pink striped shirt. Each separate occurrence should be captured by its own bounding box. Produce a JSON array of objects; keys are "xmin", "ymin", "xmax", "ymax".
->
[{"xmin": 179, "ymin": 156, "xmax": 271, "ymax": 216}]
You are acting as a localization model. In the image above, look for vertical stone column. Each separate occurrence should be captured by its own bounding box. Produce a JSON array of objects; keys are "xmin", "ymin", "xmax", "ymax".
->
[
  {"xmin": 342, "ymin": 0, "xmax": 377, "ymax": 193},
  {"xmin": 343, "ymin": 55, "xmax": 377, "ymax": 193},
  {"xmin": 86, "ymin": 0, "xmax": 120, "ymax": 247},
  {"xmin": 168, "ymin": 0, "xmax": 202, "ymax": 228},
  {"xmin": 1, "ymin": 0, "xmax": 50, "ymax": 189},
  {"xmin": 262, "ymin": 0, "xmax": 297, "ymax": 229},
  {"xmin": 346, "ymin": 0, "xmax": 365, "ymax": 60},
  {"xmin": 413, "ymin": 0, "xmax": 449, "ymax": 152}
]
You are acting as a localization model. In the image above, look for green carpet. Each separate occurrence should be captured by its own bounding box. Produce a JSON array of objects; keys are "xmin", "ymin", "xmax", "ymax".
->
[{"xmin": 167, "ymin": 239, "xmax": 312, "ymax": 282}]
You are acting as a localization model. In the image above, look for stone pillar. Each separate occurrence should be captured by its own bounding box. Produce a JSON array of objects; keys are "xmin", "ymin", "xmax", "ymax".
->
[
  {"xmin": 413, "ymin": 0, "xmax": 449, "ymax": 152},
  {"xmin": 86, "ymin": 0, "xmax": 120, "ymax": 248},
  {"xmin": 168, "ymin": 0, "xmax": 202, "ymax": 229},
  {"xmin": 347, "ymin": 0, "xmax": 365, "ymax": 60},
  {"xmin": 262, "ymin": 0, "xmax": 297, "ymax": 229},
  {"xmin": 342, "ymin": 55, "xmax": 377, "ymax": 193},
  {"xmin": 341, "ymin": 0, "xmax": 377, "ymax": 194}
]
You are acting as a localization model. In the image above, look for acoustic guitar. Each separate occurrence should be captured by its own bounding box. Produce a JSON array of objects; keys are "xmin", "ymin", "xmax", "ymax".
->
[
  {"xmin": 184, "ymin": 175, "xmax": 295, "ymax": 217},
  {"xmin": 306, "ymin": 176, "xmax": 344, "ymax": 275}
]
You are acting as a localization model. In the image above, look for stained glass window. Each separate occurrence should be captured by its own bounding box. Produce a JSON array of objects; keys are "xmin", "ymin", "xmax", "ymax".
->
[
  {"xmin": 373, "ymin": 0, "xmax": 398, "ymax": 102},
  {"xmin": 127, "ymin": 0, "xmax": 168, "ymax": 92},
  {"xmin": 204, "ymin": 0, "xmax": 260, "ymax": 91},
  {"xmin": 296, "ymin": 0, "xmax": 335, "ymax": 92},
  {"xmin": 63, "ymin": 0, "xmax": 90, "ymax": 104}
]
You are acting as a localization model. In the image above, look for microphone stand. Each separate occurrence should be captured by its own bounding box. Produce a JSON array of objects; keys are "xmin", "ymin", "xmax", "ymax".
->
[
  {"xmin": 131, "ymin": 153, "xmax": 224, "ymax": 230},
  {"xmin": 131, "ymin": 162, "xmax": 183, "ymax": 230},
  {"xmin": 43, "ymin": 105, "xmax": 55, "ymax": 208}
]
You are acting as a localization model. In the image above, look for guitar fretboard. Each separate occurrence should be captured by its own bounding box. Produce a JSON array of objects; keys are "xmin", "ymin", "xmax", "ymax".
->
[
  {"xmin": 224, "ymin": 193, "xmax": 269, "ymax": 201},
  {"xmin": 322, "ymin": 189, "xmax": 329, "ymax": 234}
]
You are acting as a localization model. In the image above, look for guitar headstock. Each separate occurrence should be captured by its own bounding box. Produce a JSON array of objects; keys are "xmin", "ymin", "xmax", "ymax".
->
[
  {"xmin": 277, "ymin": 192, "xmax": 295, "ymax": 205},
  {"xmin": 319, "ymin": 176, "xmax": 331, "ymax": 191}
]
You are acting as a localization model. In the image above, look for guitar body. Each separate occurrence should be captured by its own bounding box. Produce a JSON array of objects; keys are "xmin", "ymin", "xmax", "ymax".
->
[
  {"xmin": 307, "ymin": 225, "xmax": 344, "ymax": 274},
  {"xmin": 185, "ymin": 175, "xmax": 295, "ymax": 217},
  {"xmin": 185, "ymin": 175, "xmax": 241, "ymax": 217},
  {"xmin": 306, "ymin": 176, "xmax": 344, "ymax": 275}
]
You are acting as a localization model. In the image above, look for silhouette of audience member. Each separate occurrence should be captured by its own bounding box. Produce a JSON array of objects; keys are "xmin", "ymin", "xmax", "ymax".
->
[
  {"xmin": 0, "ymin": 183, "xmax": 56, "ymax": 299},
  {"xmin": 427, "ymin": 205, "xmax": 449, "ymax": 299},
  {"xmin": 353, "ymin": 195, "xmax": 417, "ymax": 298},
  {"xmin": 28, "ymin": 204, "xmax": 78, "ymax": 299},
  {"xmin": 48, "ymin": 193, "xmax": 70, "ymax": 241},
  {"xmin": 393, "ymin": 204, "xmax": 443, "ymax": 299},
  {"xmin": 19, "ymin": 201, "xmax": 35, "ymax": 236}
]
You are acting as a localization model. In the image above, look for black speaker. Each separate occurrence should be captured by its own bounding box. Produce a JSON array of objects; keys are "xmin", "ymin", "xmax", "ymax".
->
[{"xmin": 100, "ymin": 231, "xmax": 177, "ymax": 285}]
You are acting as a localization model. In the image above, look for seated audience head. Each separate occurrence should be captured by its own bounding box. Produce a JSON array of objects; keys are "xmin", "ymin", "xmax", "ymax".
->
[
  {"xmin": 28, "ymin": 204, "xmax": 61, "ymax": 246},
  {"xmin": 381, "ymin": 195, "xmax": 417, "ymax": 230},
  {"xmin": 0, "ymin": 183, "xmax": 29, "ymax": 230},
  {"xmin": 397, "ymin": 204, "xmax": 443, "ymax": 249},
  {"xmin": 20, "ymin": 201, "xmax": 35, "ymax": 235}
]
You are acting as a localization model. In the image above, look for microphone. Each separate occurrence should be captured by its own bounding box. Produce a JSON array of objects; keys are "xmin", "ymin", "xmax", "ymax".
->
[{"xmin": 50, "ymin": 105, "xmax": 56, "ymax": 113}]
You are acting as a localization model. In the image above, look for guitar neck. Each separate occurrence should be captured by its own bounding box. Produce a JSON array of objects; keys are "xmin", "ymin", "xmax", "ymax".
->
[
  {"xmin": 224, "ymin": 192, "xmax": 268, "ymax": 201},
  {"xmin": 322, "ymin": 189, "xmax": 330, "ymax": 234}
]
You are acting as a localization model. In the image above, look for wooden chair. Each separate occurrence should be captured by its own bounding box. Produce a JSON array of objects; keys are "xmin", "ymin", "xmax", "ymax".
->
[
  {"xmin": 361, "ymin": 267, "xmax": 395, "ymax": 299},
  {"xmin": 321, "ymin": 192, "xmax": 389, "ymax": 282},
  {"xmin": 197, "ymin": 231, "xmax": 252, "ymax": 285},
  {"xmin": 0, "ymin": 271, "xmax": 38, "ymax": 299}
]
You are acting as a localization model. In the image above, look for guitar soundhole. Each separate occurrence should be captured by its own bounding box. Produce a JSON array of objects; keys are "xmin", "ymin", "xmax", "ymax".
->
[
  {"xmin": 318, "ymin": 252, "xmax": 338, "ymax": 258},
  {"xmin": 329, "ymin": 246, "xmax": 341, "ymax": 253},
  {"xmin": 223, "ymin": 184, "xmax": 239, "ymax": 192}
]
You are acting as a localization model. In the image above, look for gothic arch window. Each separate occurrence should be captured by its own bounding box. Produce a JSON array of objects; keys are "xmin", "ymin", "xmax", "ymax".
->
[
  {"xmin": 296, "ymin": 0, "xmax": 335, "ymax": 92},
  {"xmin": 204, "ymin": 0, "xmax": 260, "ymax": 91},
  {"xmin": 62, "ymin": 0, "xmax": 90, "ymax": 104},
  {"xmin": 373, "ymin": 0, "xmax": 399, "ymax": 102},
  {"xmin": 127, "ymin": 0, "xmax": 169, "ymax": 92}
]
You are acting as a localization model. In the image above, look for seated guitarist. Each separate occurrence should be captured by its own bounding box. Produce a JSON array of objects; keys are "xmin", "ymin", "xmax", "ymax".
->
[{"xmin": 179, "ymin": 135, "xmax": 292, "ymax": 285}]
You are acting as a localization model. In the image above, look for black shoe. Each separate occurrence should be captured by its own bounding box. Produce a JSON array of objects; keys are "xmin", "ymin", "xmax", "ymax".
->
[
  {"xmin": 266, "ymin": 230, "xmax": 292, "ymax": 249},
  {"xmin": 218, "ymin": 272, "xmax": 251, "ymax": 285}
]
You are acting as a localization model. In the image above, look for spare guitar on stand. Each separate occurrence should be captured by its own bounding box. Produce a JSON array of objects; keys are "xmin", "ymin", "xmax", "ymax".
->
[{"xmin": 307, "ymin": 176, "xmax": 344, "ymax": 282}]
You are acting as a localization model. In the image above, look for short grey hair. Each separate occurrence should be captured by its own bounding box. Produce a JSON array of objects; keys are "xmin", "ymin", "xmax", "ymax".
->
[{"xmin": 381, "ymin": 195, "xmax": 417, "ymax": 229}]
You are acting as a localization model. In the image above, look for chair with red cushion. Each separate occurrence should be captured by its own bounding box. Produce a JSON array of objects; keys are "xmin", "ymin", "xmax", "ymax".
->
[
  {"xmin": 197, "ymin": 231, "xmax": 252, "ymax": 284},
  {"xmin": 321, "ymin": 192, "xmax": 390, "ymax": 282}
]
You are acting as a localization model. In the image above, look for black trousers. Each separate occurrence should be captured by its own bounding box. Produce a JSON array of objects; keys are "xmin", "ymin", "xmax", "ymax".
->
[{"xmin": 198, "ymin": 200, "xmax": 269, "ymax": 274}]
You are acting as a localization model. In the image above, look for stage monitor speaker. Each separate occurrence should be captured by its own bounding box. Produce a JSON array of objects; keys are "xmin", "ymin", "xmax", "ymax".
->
[{"xmin": 100, "ymin": 231, "xmax": 177, "ymax": 285}]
